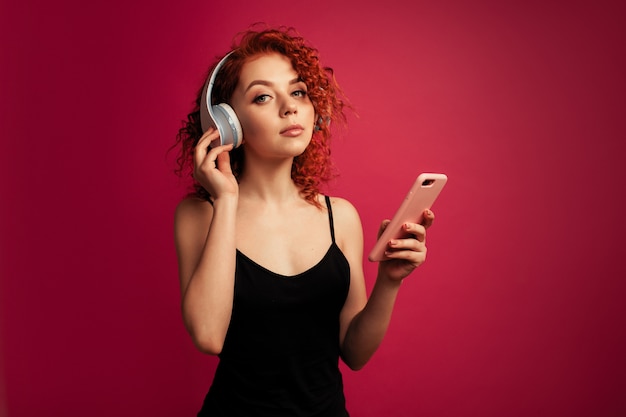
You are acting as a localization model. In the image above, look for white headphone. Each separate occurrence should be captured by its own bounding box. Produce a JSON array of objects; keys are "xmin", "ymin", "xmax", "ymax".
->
[{"xmin": 200, "ymin": 51, "xmax": 243, "ymax": 148}]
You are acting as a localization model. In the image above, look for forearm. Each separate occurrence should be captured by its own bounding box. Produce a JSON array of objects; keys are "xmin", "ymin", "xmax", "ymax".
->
[
  {"xmin": 182, "ymin": 197, "xmax": 237, "ymax": 354},
  {"xmin": 341, "ymin": 273, "xmax": 403, "ymax": 370}
]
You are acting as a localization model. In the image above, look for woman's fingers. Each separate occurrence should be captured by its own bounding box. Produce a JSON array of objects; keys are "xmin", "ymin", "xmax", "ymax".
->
[
  {"xmin": 403, "ymin": 222, "xmax": 426, "ymax": 243},
  {"xmin": 384, "ymin": 222, "xmax": 426, "ymax": 257},
  {"xmin": 193, "ymin": 128, "xmax": 220, "ymax": 169},
  {"xmin": 388, "ymin": 236, "xmax": 426, "ymax": 253},
  {"xmin": 384, "ymin": 227, "xmax": 427, "ymax": 265},
  {"xmin": 422, "ymin": 209, "xmax": 435, "ymax": 229},
  {"xmin": 379, "ymin": 210, "xmax": 436, "ymax": 275},
  {"xmin": 194, "ymin": 129, "xmax": 236, "ymax": 180},
  {"xmin": 215, "ymin": 146, "xmax": 234, "ymax": 174},
  {"xmin": 377, "ymin": 219, "xmax": 391, "ymax": 239}
]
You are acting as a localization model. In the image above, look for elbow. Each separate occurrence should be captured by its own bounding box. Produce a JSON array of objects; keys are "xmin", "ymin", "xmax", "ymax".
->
[
  {"xmin": 185, "ymin": 320, "xmax": 225, "ymax": 355},
  {"xmin": 182, "ymin": 309, "xmax": 227, "ymax": 355},
  {"xmin": 345, "ymin": 360, "xmax": 367, "ymax": 372},
  {"xmin": 197, "ymin": 342, "xmax": 223, "ymax": 356},
  {"xmin": 192, "ymin": 332, "xmax": 224, "ymax": 356},
  {"xmin": 341, "ymin": 354, "xmax": 368, "ymax": 371}
]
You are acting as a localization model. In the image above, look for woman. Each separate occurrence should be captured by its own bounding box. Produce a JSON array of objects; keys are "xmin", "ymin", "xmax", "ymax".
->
[{"xmin": 173, "ymin": 26, "xmax": 435, "ymax": 417}]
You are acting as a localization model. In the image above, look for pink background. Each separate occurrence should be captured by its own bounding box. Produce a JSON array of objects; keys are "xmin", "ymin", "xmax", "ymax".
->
[{"xmin": 1, "ymin": 0, "xmax": 625, "ymax": 416}]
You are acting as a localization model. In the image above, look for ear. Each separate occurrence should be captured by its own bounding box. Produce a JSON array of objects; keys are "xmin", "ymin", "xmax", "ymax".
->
[{"xmin": 314, "ymin": 116, "xmax": 330, "ymax": 131}]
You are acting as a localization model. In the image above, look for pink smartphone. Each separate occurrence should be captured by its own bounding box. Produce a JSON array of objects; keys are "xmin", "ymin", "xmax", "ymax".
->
[{"xmin": 368, "ymin": 173, "xmax": 448, "ymax": 262}]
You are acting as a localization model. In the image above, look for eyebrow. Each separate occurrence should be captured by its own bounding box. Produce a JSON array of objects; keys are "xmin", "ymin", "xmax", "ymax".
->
[{"xmin": 244, "ymin": 77, "xmax": 303, "ymax": 92}]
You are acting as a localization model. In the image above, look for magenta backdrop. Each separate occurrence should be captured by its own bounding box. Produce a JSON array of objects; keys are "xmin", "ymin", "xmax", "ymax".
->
[{"xmin": 1, "ymin": 0, "xmax": 625, "ymax": 416}]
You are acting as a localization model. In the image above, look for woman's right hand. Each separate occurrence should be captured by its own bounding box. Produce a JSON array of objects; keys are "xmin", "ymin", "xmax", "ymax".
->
[{"xmin": 193, "ymin": 127, "xmax": 239, "ymax": 199}]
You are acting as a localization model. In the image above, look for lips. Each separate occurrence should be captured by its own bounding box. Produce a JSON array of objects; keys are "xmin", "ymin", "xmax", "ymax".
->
[{"xmin": 280, "ymin": 124, "xmax": 304, "ymax": 136}]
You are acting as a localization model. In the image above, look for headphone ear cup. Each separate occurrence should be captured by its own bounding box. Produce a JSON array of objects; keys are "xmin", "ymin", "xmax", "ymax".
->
[{"xmin": 212, "ymin": 103, "xmax": 243, "ymax": 148}]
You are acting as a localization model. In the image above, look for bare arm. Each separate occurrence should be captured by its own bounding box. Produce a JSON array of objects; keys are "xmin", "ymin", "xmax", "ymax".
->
[
  {"xmin": 174, "ymin": 129, "xmax": 239, "ymax": 355},
  {"xmin": 175, "ymin": 196, "xmax": 237, "ymax": 355},
  {"xmin": 335, "ymin": 198, "xmax": 435, "ymax": 370}
]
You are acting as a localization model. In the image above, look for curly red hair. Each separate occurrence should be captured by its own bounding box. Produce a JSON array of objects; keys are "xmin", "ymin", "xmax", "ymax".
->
[{"xmin": 174, "ymin": 25, "xmax": 348, "ymax": 206}]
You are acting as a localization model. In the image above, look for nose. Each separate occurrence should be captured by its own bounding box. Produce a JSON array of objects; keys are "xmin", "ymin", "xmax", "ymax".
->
[{"xmin": 281, "ymin": 97, "xmax": 297, "ymax": 117}]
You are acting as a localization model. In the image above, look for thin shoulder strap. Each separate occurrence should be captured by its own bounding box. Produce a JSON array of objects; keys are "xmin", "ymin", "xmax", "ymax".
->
[{"xmin": 324, "ymin": 195, "xmax": 336, "ymax": 244}]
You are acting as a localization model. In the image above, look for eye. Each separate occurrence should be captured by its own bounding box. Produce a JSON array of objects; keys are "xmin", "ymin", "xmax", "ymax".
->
[
  {"xmin": 292, "ymin": 90, "xmax": 307, "ymax": 98},
  {"xmin": 253, "ymin": 94, "xmax": 271, "ymax": 104}
]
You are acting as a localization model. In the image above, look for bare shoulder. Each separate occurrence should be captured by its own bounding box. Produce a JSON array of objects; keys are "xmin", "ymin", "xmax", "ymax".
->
[
  {"xmin": 327, "ymin": 196, "xmax": 360, "ymax": 220},
  {"xmin": 326, "ymin": 196, "xmax": 363, "ymax": 246},
  {"xmin": 175, "ymin": 196, "xmax": 213, "ymax": 236},
  {"xmin": 175, "ymin": 196, "xmax": 213, "ymax": 221}
]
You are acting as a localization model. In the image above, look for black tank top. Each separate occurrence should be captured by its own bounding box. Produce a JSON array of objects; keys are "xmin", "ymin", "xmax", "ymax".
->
[{"xmin": 198, "ymin": 196, "xmax": 351, "ymax": 417}]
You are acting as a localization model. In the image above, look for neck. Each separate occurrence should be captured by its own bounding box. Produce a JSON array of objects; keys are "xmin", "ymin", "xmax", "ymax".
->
[{"xmin": 237, "ymin": 157, "xmax": 301, "ymax": 204}]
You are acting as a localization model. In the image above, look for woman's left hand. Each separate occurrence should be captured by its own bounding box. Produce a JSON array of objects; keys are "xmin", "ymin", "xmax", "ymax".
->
[{"xmin": 377, "ymin": 209, "xmax": 435, "ymax": 281}]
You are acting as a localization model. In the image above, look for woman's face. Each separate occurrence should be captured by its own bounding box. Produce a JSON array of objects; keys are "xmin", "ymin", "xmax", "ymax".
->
[{"xmin": 230, "ymin": 53, "xmax": 315, "ymax": 160}]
